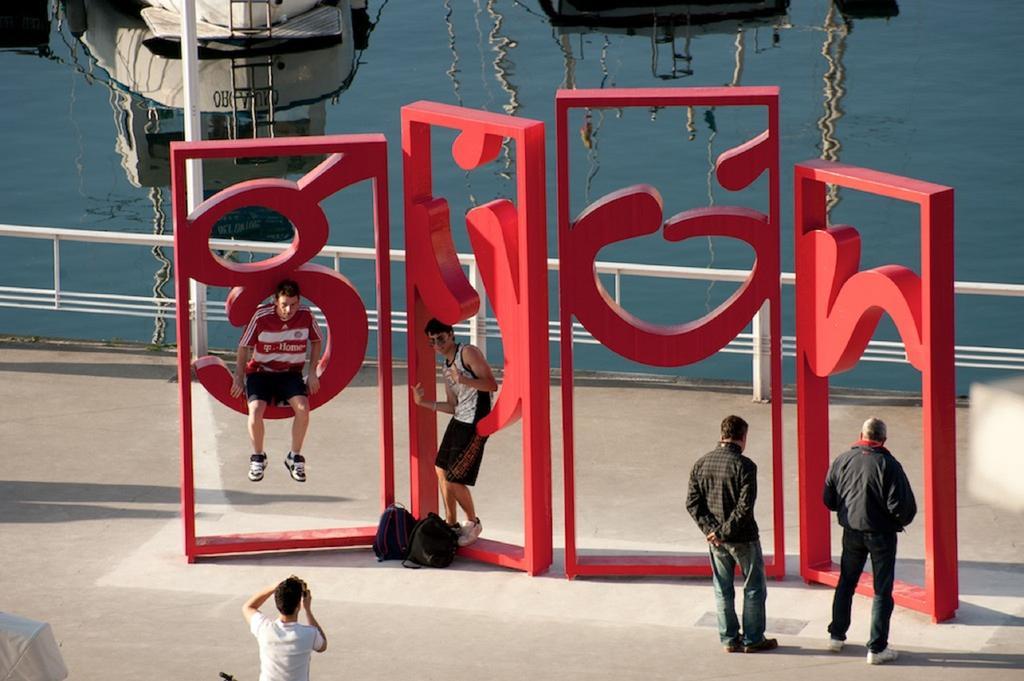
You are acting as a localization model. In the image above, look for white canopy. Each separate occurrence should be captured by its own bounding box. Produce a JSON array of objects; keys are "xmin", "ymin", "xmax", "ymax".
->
[{"xmin": 0, "ymin": 613, "xmax": 68, "ymax": 681}]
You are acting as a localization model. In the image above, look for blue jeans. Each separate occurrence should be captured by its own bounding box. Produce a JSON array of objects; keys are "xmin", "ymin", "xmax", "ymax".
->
[
  {"xmin": 709, "ymin": 540, "xmax": 767, "ymax": 646},
  {"xmin": 828, "ymin": 528, "xmax": 897, "ymax": 653}
]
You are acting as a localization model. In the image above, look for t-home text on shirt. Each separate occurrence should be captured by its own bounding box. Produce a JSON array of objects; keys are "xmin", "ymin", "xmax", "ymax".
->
[{"xmin": 241, "ymin": 304, "xmax": 323, "ymax": 373}]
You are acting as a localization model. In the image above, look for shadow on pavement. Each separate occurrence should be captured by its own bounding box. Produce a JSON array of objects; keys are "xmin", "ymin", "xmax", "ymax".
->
[
  {"xmin": 0, "ymin": 360, "xmax": 176, "ymax": 380},
  {"xmin": 738, "ymin": 647, "xmax": 1024, "ymax": 669},
  {"xmin": 0, "ymin": 480, "xmax": 349, "ymax": 523},
  {"xmin": 902, "ymin": 650, "xmax": 1024, "ymax": 669}
]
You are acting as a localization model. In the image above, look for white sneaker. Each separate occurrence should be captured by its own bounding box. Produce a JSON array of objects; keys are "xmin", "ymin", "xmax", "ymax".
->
[
  {"xmin": 285, "ymin": 452, "xmax": 306, "ymax": 482},
  {"xmin": 458, "ymin": 519, "xmax": 482, "ymax": 547},
  {"xmin": 827, "ymin": 638, "xmax": 844, "ymax": 653},
  {"xmin": 248, "ymin": 453, "xmax": 267, "ymax": 482},
  {"xmin": 867, "ymin": 647, "xmax": 898, "ymax": 665}
]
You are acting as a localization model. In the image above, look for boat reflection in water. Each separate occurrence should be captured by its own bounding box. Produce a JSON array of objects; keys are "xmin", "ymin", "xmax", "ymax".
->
[
  {"xmin": 72, "ymin": 0, "xmax": 357, "ymax": 191},
  {"xmin": 65, "ymin": 0, "xmax": 365, "ymax": 343},
  {"xmin": 817, "ymin": 0, "xmax": 899, "ymax": 211},
  {"xmin": 538, "ymin": 0, "xmax": 790, "ymax": 222},
  {"xmin": 538, "ymin": 1, "xmax": 789, "ymax": 82},
  {"xmin": 536, "ymin": 0, "xmax": 895, "ymax": 314},
  {"xmin": 533, "ymin": 2, "xmax": 792, "ymax": 318},
  {"xmin": 0, "ymin": 1, "xmax": 51, "ymax": 54},
  {"xmin": 141, "ymin": 0, "xmax": 325, "ymax": 31},
  {"xmin": 539, "ymin": 0, "xmax": 897, "ymax": 191}
]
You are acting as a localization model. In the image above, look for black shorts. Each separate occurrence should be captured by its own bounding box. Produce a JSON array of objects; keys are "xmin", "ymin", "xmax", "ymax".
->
[
  {"xmin": 435, "ymin": 419, "xmax": 489, "ymax": 486},
  {"xmin": 245, "ymin": 371, "xmax": 307, "ymax": 406}
]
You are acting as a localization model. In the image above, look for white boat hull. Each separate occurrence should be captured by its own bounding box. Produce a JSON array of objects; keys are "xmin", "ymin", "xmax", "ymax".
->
[
  {"xmin": 146, "ymin": 0, "xmax": 323, "ymax": 30},
  {"xmin": 77, "ymin": 0, "xmax": 354, "ymax": 187},
  {"xmin": 81, "ymin": 0, "xmax": 352, "ymax": 111}
]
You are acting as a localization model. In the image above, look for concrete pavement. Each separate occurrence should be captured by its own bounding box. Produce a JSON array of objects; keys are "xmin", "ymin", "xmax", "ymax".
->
[{"xmin": 1, "ymin": 339, "xmax": 1021, "ymax": 680}]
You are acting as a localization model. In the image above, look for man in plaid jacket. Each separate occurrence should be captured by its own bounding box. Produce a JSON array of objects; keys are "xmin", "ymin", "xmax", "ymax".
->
[{"xmin": 686, "ymin": 415, "xmax": 777, "ymax": 654}]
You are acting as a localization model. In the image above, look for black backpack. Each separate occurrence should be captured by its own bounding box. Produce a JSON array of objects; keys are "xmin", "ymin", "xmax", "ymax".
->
[
  {"xmin": 403, "ymin": 513, "xmax": 459, "ymax": 568},
  {"xmin": 372, "ymin": 503, "xmax": 416, "ymax": 561}
]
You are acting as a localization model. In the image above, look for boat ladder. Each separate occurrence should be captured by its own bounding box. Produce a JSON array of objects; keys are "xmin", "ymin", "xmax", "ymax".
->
[
  {"xmin": 230, "ymin": 57, "xmax": 277, "ymax": 141},
  {"xmin": 228, "ymin": 0, "xmax": 274, "ymax": 38},
  {"xmin": 651, "ymin": 16, "xmax": 693, "ymax": 80}
]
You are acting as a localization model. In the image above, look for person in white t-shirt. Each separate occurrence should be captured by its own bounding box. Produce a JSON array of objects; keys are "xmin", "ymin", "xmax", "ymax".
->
[{"xmin": 242, "ymin": 575, "xmax": 327, "ymax": 681}]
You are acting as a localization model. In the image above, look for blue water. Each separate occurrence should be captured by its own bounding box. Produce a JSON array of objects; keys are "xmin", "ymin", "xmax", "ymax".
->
[{"xmin": 1, "ymin": 0, "xmax": 1022, "ymax": 394}]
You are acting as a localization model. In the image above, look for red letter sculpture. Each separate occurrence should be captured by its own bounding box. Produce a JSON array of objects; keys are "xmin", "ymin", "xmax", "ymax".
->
[
  {"xmin": 172, "ymin": 135, "xmax": 394, "ymax": 561},
  {"xmin": 402, "ymin": 101, "xmax": 552, "ymax": 575},
  {"xmin": 795, "ymin": 159, "xmax": 958, "ymax": 621},
  {"xmin": 557, "ymin": 88, "xmax": 785, "ymax": 579}
]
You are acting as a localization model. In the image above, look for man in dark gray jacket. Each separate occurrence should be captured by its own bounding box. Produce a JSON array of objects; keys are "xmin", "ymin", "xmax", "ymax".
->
[{"xmin": 824, "ymin": 417, "xmax": 917, "ymax": 665}]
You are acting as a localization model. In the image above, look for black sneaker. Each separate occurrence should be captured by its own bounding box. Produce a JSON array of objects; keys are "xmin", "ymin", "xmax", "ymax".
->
[
  {"xmin": 285, "ymin": 452, "xmax": 306, "ymax": 483},
  {"xmin": 744, "ymin": 638, "xmax": 778, "ymax": 653},
  {"xmin": 248, "ymin": 453, "xmax": 267, "ymax": 482}
]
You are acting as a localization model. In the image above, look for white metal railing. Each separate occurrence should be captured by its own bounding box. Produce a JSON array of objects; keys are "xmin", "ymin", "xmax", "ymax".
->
[{"xmin": 3, "ymin": 223, "xmax": 1024, "ymax": 399}]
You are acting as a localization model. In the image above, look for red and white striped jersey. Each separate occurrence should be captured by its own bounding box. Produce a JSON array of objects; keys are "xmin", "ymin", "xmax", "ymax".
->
[{"xmin": 240, "ymin": 303, "xmax": 323, "ymax": 374}]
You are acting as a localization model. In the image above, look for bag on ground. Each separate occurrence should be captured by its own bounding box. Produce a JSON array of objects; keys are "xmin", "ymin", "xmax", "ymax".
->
[
  {"xmin": 403, "ymin": 512, "xmax": 459, "ymax": 568},
  {"xmin": 372, "ymin": 503, "xmax": 416, "ymax": 561}
]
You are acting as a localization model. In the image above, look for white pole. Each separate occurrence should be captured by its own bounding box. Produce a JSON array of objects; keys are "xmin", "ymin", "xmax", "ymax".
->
[
  {"xmin": 53, "ymin": 236, "xmax": 61, "ymax": 310},
  {"xmin": 751, "ymin": 300, "xmax": 770, "ymax": 402},
  {"xmin": 181, "ymin": 0, "xmax": 208, "ymax": 358},
  {"xmin": 468, "ymin": 262, "xmax": 487, "ymax": 355}
]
